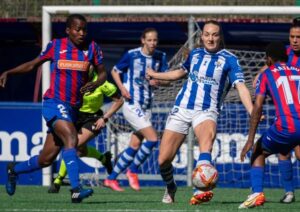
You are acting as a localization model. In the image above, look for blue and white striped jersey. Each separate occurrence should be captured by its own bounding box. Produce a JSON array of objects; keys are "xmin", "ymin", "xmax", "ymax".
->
[
  {"xmin": 175, "ymin": 48, "xmax": 244, "ymax": 112},
  {"xmin": 114, "ymin": 47, "xmax": 168, "ymax": 109}
]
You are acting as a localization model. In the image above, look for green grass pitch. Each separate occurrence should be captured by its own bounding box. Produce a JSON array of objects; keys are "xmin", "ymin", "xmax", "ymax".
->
[{"xmin": 0, "ymin": 186, "xmax": 299, "ymax": 211}]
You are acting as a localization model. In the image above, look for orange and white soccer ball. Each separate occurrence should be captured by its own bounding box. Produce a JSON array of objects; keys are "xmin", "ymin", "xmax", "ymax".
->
[{"xmin": 192, "ymin": 163, "xmax": 218, "ymax": 189}]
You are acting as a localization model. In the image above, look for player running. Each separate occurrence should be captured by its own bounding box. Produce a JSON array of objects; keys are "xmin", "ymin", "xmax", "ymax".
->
[
  {"xmin": 0, "ymin": 14, "xmax": 106, "ymax": 203},
  {"xmin": 104, "ymin": 28, "xmax": 168, "ymax": 192},
  {"xmin": 48, "ymin": 70, "xmax": 123, "ymax": 193}
]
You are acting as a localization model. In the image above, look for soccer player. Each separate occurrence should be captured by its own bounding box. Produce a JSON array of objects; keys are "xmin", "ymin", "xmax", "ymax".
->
[
  {"xmin": 0, "ymin": 14, "xmax": 106, "ymax": 203},
  {"xmin": 252, "ymin": 18, "xmax": 300, "ymax": 203},
  {"xmin": 147, "ymin": 20, "xmax": 253, "ymax": 204},
  {"xmin": 48, "ymin": 70, "xmax": 124, "ymax": 193},
  {"xmin": 103, "ymin": 28, "xmax": 168, "ymax": 191},
  {"xmin": 239, "ymin": 41, "xmax": 300, "ymax": 209}
]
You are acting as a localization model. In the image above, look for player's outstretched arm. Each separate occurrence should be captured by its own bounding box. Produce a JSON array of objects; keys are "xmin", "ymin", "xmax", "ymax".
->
[
  {"xmin": 146, "ymin": 68, "xmax": 186, "ymax": 81},
  {"xmin": 240, "ymin": 94, "xmax": 264, "ymax": 162},
  {"xmin": 0, "ymin": 57, "xmax": 44, "ymax": 88},
  {"xmin": 235, "ymin": 82, "xmax": 253, "ymax": 115}
]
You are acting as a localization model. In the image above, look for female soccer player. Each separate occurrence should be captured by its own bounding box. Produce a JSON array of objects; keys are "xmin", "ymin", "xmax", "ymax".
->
[
  {"xmin": 147, "ymin": 20, "xmax": 253, "ymax": 205},
  {"xmin": 239, "ymin": 42, "xmax": 300, "ymax": 209},
  {"xmin": 104, "ymin": 28, "xmax": 168, "ymax": 192},
  {"xmin": 252, "ymin": 18, "xmax": 300, "ymax": 204},
  {"xmin": 0, "ymin": 14, "xmax": 106, "ymax": 203},
  {"xmin": 48, "ymin": 70, "xmax": 123, "ymax": 193}
]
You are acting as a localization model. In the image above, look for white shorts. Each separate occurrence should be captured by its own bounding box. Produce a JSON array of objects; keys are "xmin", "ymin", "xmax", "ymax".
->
[
  {"xmin": 165, "ymin": 106, "xmax": 218, "ymax": 135},
  {"xmin": 122, "ymin": 102, "xmax": 152, "ymax": 131}
]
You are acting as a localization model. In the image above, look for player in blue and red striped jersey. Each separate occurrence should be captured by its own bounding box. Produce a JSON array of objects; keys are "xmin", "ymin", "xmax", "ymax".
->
[
  {"xmin": 0, "ymin": 14, "xmax": 106, "ymax": 203},
  {"xmin": 252, "ymin": 18, "xmax": 300, "ymax": 204},
  {"xmin": 147, "ymin": 20, "xmax": 253, "ymax": 205},
  {"xmin": 239, "ymin": 42, "xmax": 300, "ymax": 209}
]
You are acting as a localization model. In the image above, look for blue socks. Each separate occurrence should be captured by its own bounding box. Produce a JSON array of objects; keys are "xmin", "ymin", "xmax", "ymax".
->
[
  {"xmin": 62, "ymin": 148, "xmax": 80, "ymax": 189},
  {"xmin": 278, "ymin": 159, "xmax": 294, "ymax": 193},
  {"xmin": 251, "ymin": 166, "xmax": 264, "ymax": 193},
  {"xmin": 196, "ymin": 152, "xmax": 212, "ymax": 166},
  {"xmin": 14, "ymin": 155, "xmax": 40, "ymax": 174},
  {"xmin": 129, "ymin": 140, "xmax": 157, "ymax": 173}
]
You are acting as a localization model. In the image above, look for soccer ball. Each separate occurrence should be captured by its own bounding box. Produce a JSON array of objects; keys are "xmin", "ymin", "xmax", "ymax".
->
[{"xmin": 192, "ymin": 163, "xmax": 218, "ymax": 189}]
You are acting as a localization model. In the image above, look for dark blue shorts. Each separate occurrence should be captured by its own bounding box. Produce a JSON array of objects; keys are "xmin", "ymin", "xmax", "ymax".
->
[
  {"xmin": 261, "ymin": 125, "xmax": 300, "ymax": 155},
  {"xmin": 42, "ymin": 98, "xmax": 78, "ymax": 132}
]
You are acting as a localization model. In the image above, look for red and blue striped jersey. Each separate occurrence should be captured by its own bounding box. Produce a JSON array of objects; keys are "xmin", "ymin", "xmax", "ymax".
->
[
  {"xmin": 40, "ymin": 37, "xmax": 103, "ymax": 107},
  {"xmin": 286, "ymin": 45, "xmax": 300, "ymax": 67},
  {"xmin": 256, "ymin": 62, "xmax": 300, "ymax": 133}
]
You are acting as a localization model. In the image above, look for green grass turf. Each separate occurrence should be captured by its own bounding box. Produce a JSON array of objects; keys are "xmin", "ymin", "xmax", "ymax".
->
[{"xmin": 0, "ymin": 186, "xmax": 299, "ymax": 211}]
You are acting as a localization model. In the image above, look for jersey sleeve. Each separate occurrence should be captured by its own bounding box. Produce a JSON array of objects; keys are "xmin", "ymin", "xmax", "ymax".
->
[
  {"xmin": 255, "ymin": 71, "xmax": 268, "ymax": 96},
  {"xmin": 114, "ymin": 51, "xmax": 130, "ymax": 73},
  {"xmin": 228, "ymin": 56, "xmax": 245, "ymax": 87},
  {"xmin": 181, "ymin": 51, "xmax": 191, "ymax": 73},
  {"xmin": 39, "ymin": 40, "xmax": 54, "ymax": 61},
  {"xmin": 100, "ymin": 81, "xmax": 118, "ymax": 97},
  {"xmin": 92, "ymin": 41, "xmax": 104, "ymax": 66},
  {"xmin": 160, "ymin": 52, "xmax": 169, "ymax": 72}
]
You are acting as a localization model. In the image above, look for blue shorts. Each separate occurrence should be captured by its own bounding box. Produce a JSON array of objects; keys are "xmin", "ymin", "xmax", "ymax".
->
[
  {"xmin": 42, "ymin": 98, "xmax": 79, "ymax": 132},
  {"xmin": 261, "ymin": 124, "xmax": 300, "ymax": 155}
]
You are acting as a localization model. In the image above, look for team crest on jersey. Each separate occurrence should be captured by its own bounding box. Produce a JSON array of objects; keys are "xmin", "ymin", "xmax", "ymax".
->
[
  {"xmin": 155, "ymin": 62, "xmax": 160, "ymax": 70},
  {"xmin": 83, "ymin": 50, "xmax": 89, "ymax": 56}
]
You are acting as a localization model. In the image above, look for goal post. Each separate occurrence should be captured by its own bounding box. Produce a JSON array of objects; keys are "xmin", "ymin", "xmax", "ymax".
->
[{"xmin": 42, "ymin": 5, "xmax": 300, "ymax": 187}]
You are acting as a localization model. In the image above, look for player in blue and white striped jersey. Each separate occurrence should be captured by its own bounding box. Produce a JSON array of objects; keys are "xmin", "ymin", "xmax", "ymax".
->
[
  {"xmin": 147, "ymin": 20, "xmax": 253, "ymax": 205},
  {"xmin": 104, "ymin": 28, "xmax": 169, "ymax": 192}
]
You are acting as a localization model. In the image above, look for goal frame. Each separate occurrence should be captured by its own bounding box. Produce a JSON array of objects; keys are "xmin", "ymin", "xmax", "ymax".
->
[{"xmin": 41, "ymin": 5, "xmax": 300, "ymax": 186}]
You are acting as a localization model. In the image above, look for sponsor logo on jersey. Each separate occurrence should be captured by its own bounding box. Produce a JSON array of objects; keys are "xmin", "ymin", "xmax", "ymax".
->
[{"xmin": 57, "ymin": 60, "xmax": 89, "ymax": 71}]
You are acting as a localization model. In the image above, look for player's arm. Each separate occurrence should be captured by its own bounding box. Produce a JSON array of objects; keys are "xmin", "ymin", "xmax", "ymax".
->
[
  {"xmin": 0, "ymin": 57, "xmax": 45, "ymax": 88},
  {"xmin": 235, "ymin": 82, "xmax": 253, "ymax": 115},
  {"xmin": 147, "ymin": 68, "xmax": 186, "ymax": 81},
  {"xmin": 240, "ymin": 94, "xmax": 265, "ymax": 162},
  {"xmin": 111, "ymin": 68, "xmax": 131, "ymax": 100},
  {"xmin": 93, "ymin": 93, "xmax": 124, "ymax": 130},
  {"xmin": 80, "ymin": 64, "xmax": 107, "ymax": 94}
]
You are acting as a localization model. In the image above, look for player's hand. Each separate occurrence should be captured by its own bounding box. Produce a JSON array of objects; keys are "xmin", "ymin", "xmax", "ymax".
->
[
  {"xmin": 120, "ymin": 87, "xmax": 131, "ymax": 100},
  {"xmin": 80, "ymin": 81, "xmax": 99, "ymax": 94},
  {"xmin": 0, "ymin": 72, "xmax": 8, "ymax": 88},
  {"xmin": 92, "ymin": 118, "xmax": 107, "ymax": 131},
  {"xmin": 240, "ymin": 140, "xmax": 253, "ymax": 162},
  {"xmin": 149, "ymin": 79, "xmax": 159, "ymax": 87},
  {"xmin": 146, "ymin": 68, "xmax": 156, "ymax": 79}
]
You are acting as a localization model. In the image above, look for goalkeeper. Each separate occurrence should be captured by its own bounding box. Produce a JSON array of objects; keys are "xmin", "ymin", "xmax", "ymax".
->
[{"xmin": 48, "ymin": 70, "xmax": 124, "ymax": 193}]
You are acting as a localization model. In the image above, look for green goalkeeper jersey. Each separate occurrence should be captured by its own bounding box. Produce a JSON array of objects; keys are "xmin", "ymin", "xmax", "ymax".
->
[{"xmin": 80, "ymin": 74, "xmax": 117, "ymax": 114}]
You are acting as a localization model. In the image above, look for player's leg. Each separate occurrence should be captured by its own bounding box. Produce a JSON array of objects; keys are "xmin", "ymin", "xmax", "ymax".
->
[
  {"xmin": 278, "ymin": 153, "xmax": 295, "ymax": 203},
  {"xmin": 127, "ymin": 126, "xmax": 158, "ymax": 191},
  {"xmin": 6, "ymin": 133, "xmax": 61, "ymax": 196},
  {"xmin": 159, "ymin": 129, "xmax": 185, "ymax": 203},
  {"xmin": 239, "ymin": 138, "xmax": 268, "ymax": 209},
  {"xmin": 159, "ymin": 106, "xmax": 190, "ymax": 203},
  {"xmin": 190, "ymin": 119, "xmax": 216, "ymax": 205},
  {"xmin": 53, "ymin": 120, "xmax": 93, "ymax": 203},
  {"xmin": 104, "ymin": 132, "xmax": 142, "ymax": 191}
]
